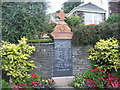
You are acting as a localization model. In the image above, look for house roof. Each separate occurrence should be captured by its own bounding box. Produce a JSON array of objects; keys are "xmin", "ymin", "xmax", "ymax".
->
[
  {"xmin": 109, "ymin": 0, "xmax": 120, "ymax": 2},
  {"xmin": 68, "ymin": 2, "xmax": 106, "ymax": 16}
]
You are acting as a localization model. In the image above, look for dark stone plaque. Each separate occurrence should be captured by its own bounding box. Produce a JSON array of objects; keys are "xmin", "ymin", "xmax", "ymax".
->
[{"xmin": 53, "ymin": 40, "xmax": 73, "ymax": 77}]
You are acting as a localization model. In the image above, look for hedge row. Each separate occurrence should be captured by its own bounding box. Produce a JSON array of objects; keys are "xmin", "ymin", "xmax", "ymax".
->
[{"xmin": 72, "ymin": 22, "xmax": 120, "ymax": 46}]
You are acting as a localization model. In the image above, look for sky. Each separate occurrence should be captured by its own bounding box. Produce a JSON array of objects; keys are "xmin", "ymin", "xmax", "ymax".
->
[{"xmin": 47, "ymin": 0, "xmax": 68, "ymax": 14}]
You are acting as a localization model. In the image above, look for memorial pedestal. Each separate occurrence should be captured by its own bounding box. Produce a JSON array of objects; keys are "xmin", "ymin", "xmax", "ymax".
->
[{"xmin": 51, "ymin": 10, "xmax": 74, "ymax": 86}]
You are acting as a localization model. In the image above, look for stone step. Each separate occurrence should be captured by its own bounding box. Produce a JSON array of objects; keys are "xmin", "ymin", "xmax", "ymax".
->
[{"xmin": 52, "ymin": 76, "xmax": 75, "ymax": 87}]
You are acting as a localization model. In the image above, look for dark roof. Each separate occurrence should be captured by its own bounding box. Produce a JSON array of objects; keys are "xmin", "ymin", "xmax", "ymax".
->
[{"xmin": 76, "ymin": 2, "xmax": 106, "ymax": 13}]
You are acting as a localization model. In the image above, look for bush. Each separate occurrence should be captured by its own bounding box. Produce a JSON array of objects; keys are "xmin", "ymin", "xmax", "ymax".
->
[
  {"xmin": 88, "ymin": 38, "xmax": 120, "ymax": 72},
  {"xmin": 65, "ymin": 16, "xmax": 84, "ymax": 29},
  {"xmin": 1, "ymin": 37, "xmax": 36, "ymax": 83},
  {"xmin": 105, "ymin": 14, "xmax": 120, "ymax": 24},
  {"xmin": 72, "ymin": 22, "xmax": 120, "ymax": 46},
  {"xmin": 2, "ymin": 2, "xmax": 48, "ymax": 43}
]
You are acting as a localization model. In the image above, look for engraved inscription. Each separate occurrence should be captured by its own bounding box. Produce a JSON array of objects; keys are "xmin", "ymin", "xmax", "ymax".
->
[{"xmin": 55, "ymin": 48, "xmax": 72, "ymax": 71}]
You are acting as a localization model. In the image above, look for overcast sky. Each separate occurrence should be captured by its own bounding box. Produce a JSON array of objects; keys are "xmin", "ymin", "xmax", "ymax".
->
[{"xmin": 47, "ymin": 0, "xmax": 68, "ymax": 14}]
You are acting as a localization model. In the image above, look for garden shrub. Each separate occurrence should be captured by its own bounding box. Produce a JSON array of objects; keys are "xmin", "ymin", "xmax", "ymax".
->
[
  {"xmin": 2, "ymin": 2, "xmax": 48, "ymax": 43},
  {"xmin": 72, "ymin": 22, "xmax": 120, "ymax": 46},
  {"xmin": 65, "ymin": 16, "xmax": 84, "ymax": 29},
  {"xmin": 105, "ymin": 14, "xmax": 120, "ymax": 24},
  {"xmin": 88, "ymin": 38, "xmax": 120, "ymax": 72},
  {"xmin": 1, "ymin": 37, "xmax": 36, "ymax": 83}
]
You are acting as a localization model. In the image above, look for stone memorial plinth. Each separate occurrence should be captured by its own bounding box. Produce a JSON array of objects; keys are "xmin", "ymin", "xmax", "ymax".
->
[{"xmin": 51, "ymin": 10, "xmax": 74, "ymax": 86}]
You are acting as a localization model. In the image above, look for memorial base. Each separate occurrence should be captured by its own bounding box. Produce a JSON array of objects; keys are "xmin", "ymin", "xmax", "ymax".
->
[{"xmin": 52, "ymin": 76, "xmax": 75, "ymax": 87}]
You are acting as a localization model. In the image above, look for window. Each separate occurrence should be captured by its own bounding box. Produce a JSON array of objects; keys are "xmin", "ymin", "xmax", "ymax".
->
[{"xmin": 84, "ymin": 13, "xmax": 103, "ymax": 25}]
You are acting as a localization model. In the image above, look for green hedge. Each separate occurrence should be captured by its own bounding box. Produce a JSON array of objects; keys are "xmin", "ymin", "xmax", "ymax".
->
[
  {"xmin": 27, "ymin": 39, "xmax": 53, "ymax": 43},
  {"xmin": 72, "ymin": 22, "xmax": 120, "ymax": 46}
]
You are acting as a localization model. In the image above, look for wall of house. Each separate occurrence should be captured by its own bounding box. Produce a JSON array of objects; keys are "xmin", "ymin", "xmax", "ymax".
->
[
  {"xmin": 109, "ymin": 1, "xmax": 120, "ymax": 15},
  {"xmin": 28, "ymin": 43, "xmax": 92, "ymax": 77}
]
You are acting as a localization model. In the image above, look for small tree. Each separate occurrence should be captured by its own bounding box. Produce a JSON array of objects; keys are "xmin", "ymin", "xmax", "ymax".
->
[
  {"xmin": 65, "ymin": 16, "xmax": 84, "ymax": 29},
  {"xmin": 1, "ymin": 37, "xmax": 36, "ymax": 83},
  {"xmin": 88, "ymin": 38, "xmax": 120, "ymax": 72}
]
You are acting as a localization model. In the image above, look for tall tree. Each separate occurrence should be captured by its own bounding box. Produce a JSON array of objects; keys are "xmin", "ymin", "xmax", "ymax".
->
[
  {"xmin": 2, "ymin": 2, "xmax": 48, "ymax": 43},
  {"xmin": 62, "ymin": 0, "xmax": 83, "ymax": 13}
]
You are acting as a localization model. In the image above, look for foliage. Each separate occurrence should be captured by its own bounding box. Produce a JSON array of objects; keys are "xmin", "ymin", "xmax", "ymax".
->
[
  {"xmin": 72, "ymin": 22, "xmax": 120, "ymax": 46},
  {"xmin": 27, "ymin": 39, "xmax": 53, "ymax": 43},
  {"xmin": 105, "ymin": 72, "xmax": 120, "ymax": 88},
  {"xmin": 83, "ymin": 68, "xmax": 106, "ymax": 88},
  {"xmin": 65, "ymin": 16, "xmax": 84, "ymax": 29},
  {"xmin": 70, "ymin": 74, "xmax": 85, "ymax": 88},
  {"xmin": 71, "ymin": 68, "xmax": 120, "ymax": 88},
  {"xmin": 44, "ymin": 23, "xmax": 56, "ymax": 34},
  {"xmin": 2, "ymin": 2, "xmax": 48, "ymax": 43},
  {"xmin": 88, "ymin": 38, "xmax": 120, "ymax": 72},
  {"xmin": 105, "ymin": 14, "xmax": 120, "ymax": 24},
  {"xmin": 1, "ymin": 37, "xmax": 36, "ymax": 82},
  {"xmin": 11, "ymin": 74, "xmax": 55, "ymax": 88},
  {"xmin": 62, "ymin": 0, "xmax": 83, "ymax": 13},
  {"xmin": 1, "ymin": 80, "xmax": 12, "ymax": 88}
]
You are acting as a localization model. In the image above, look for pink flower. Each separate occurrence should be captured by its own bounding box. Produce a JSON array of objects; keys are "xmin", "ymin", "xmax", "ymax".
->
[
  {"xmin": 37, "ymin": 79, "xmax": 41, "ymax": 81},
  {"xmin": 12, "ymin": 85, "xmax": 21, "ymax": 88},
  {"xmin": 34, "ymin": 84, "xmax": 37, "ymax": 86},
  {"xmin": 31, "ymin": 81, "xmax": 35, "ymax": 84},
  {"xmin": 9, "ymin": 80, "xmax": 13, "ymax": 83}
]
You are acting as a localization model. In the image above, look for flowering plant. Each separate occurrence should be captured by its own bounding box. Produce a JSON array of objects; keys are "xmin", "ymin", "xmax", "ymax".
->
[
  {"xmin": 84, "ymin": 68, "xmax": 106, "ymax": 88},
  {"xmin": 72, "ymin": 68, "xmax": 120, "ymax": 88},
  {"xmin": 105, "ymin": 72, "xmax": 120, "ymax": 88},
  {"xmin": 83, "ymin": 68, "xmax": 120, "ymax": 88},
  {"xmin": 11, "ymin": 74, "xmax": 55, "ymax": 89}
]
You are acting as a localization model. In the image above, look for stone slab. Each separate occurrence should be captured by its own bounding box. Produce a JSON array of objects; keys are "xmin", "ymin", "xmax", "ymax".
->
[
  {"xmin": 53, "ymin": 40, "xmax": 73, "ymax": 77},
  {"xmin": 52, "ymin": 76, "xmax": 75, "ymax": 87}
]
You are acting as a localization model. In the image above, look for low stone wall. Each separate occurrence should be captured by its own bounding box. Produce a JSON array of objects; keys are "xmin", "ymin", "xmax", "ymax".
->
[{"xmin": 29, "ymin": 43, "xmax": 92, "ymax": 77}]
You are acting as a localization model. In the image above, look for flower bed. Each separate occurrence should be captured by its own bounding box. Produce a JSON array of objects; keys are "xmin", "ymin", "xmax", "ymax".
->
[
  {"xmin": 11, "ymin": 74, "xmax": 55, "ymax": 89},
  {"xmin": 71, "ymin": 68, "xmax": 120, "ymax": 88}
]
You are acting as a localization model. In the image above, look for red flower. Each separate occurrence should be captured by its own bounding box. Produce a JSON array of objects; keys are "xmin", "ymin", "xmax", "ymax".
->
[
  {"xmin": 31, "ymin": 74, "xmax": 38, "ymax": 78},
  {"xmin": 92, "ymin": 68, "xmax": 99, "ymax": 72},
  {"xmin": 46, "ymin": 78, "xmax": 48, "ymax": 80},
  {"xmin": 98, "ymin": 78, "xmax": 102, "ymax": 80},
  {"xmin": 86, "ymin": 79, "xmax": 94, "ymax": 83},
  {"xmin": 90, "ymin": 84, "xmax": 96, "ymax": 87},
  {"xmin": 52, "ymin": 80, "xmax": 55, "ymax": 82},
  {"xmin": 99, "ymin": 70, "xmax": 104, "ymax": 72}
]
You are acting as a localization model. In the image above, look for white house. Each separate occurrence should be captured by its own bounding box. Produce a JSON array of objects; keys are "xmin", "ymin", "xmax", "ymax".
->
[
  {"xmin": 68, "ymin": 2, "xmax": 106, "ymax": 25},
  {"xmin": 48, "ymin": 0, "xmax": 120, "ymax": 24}
]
